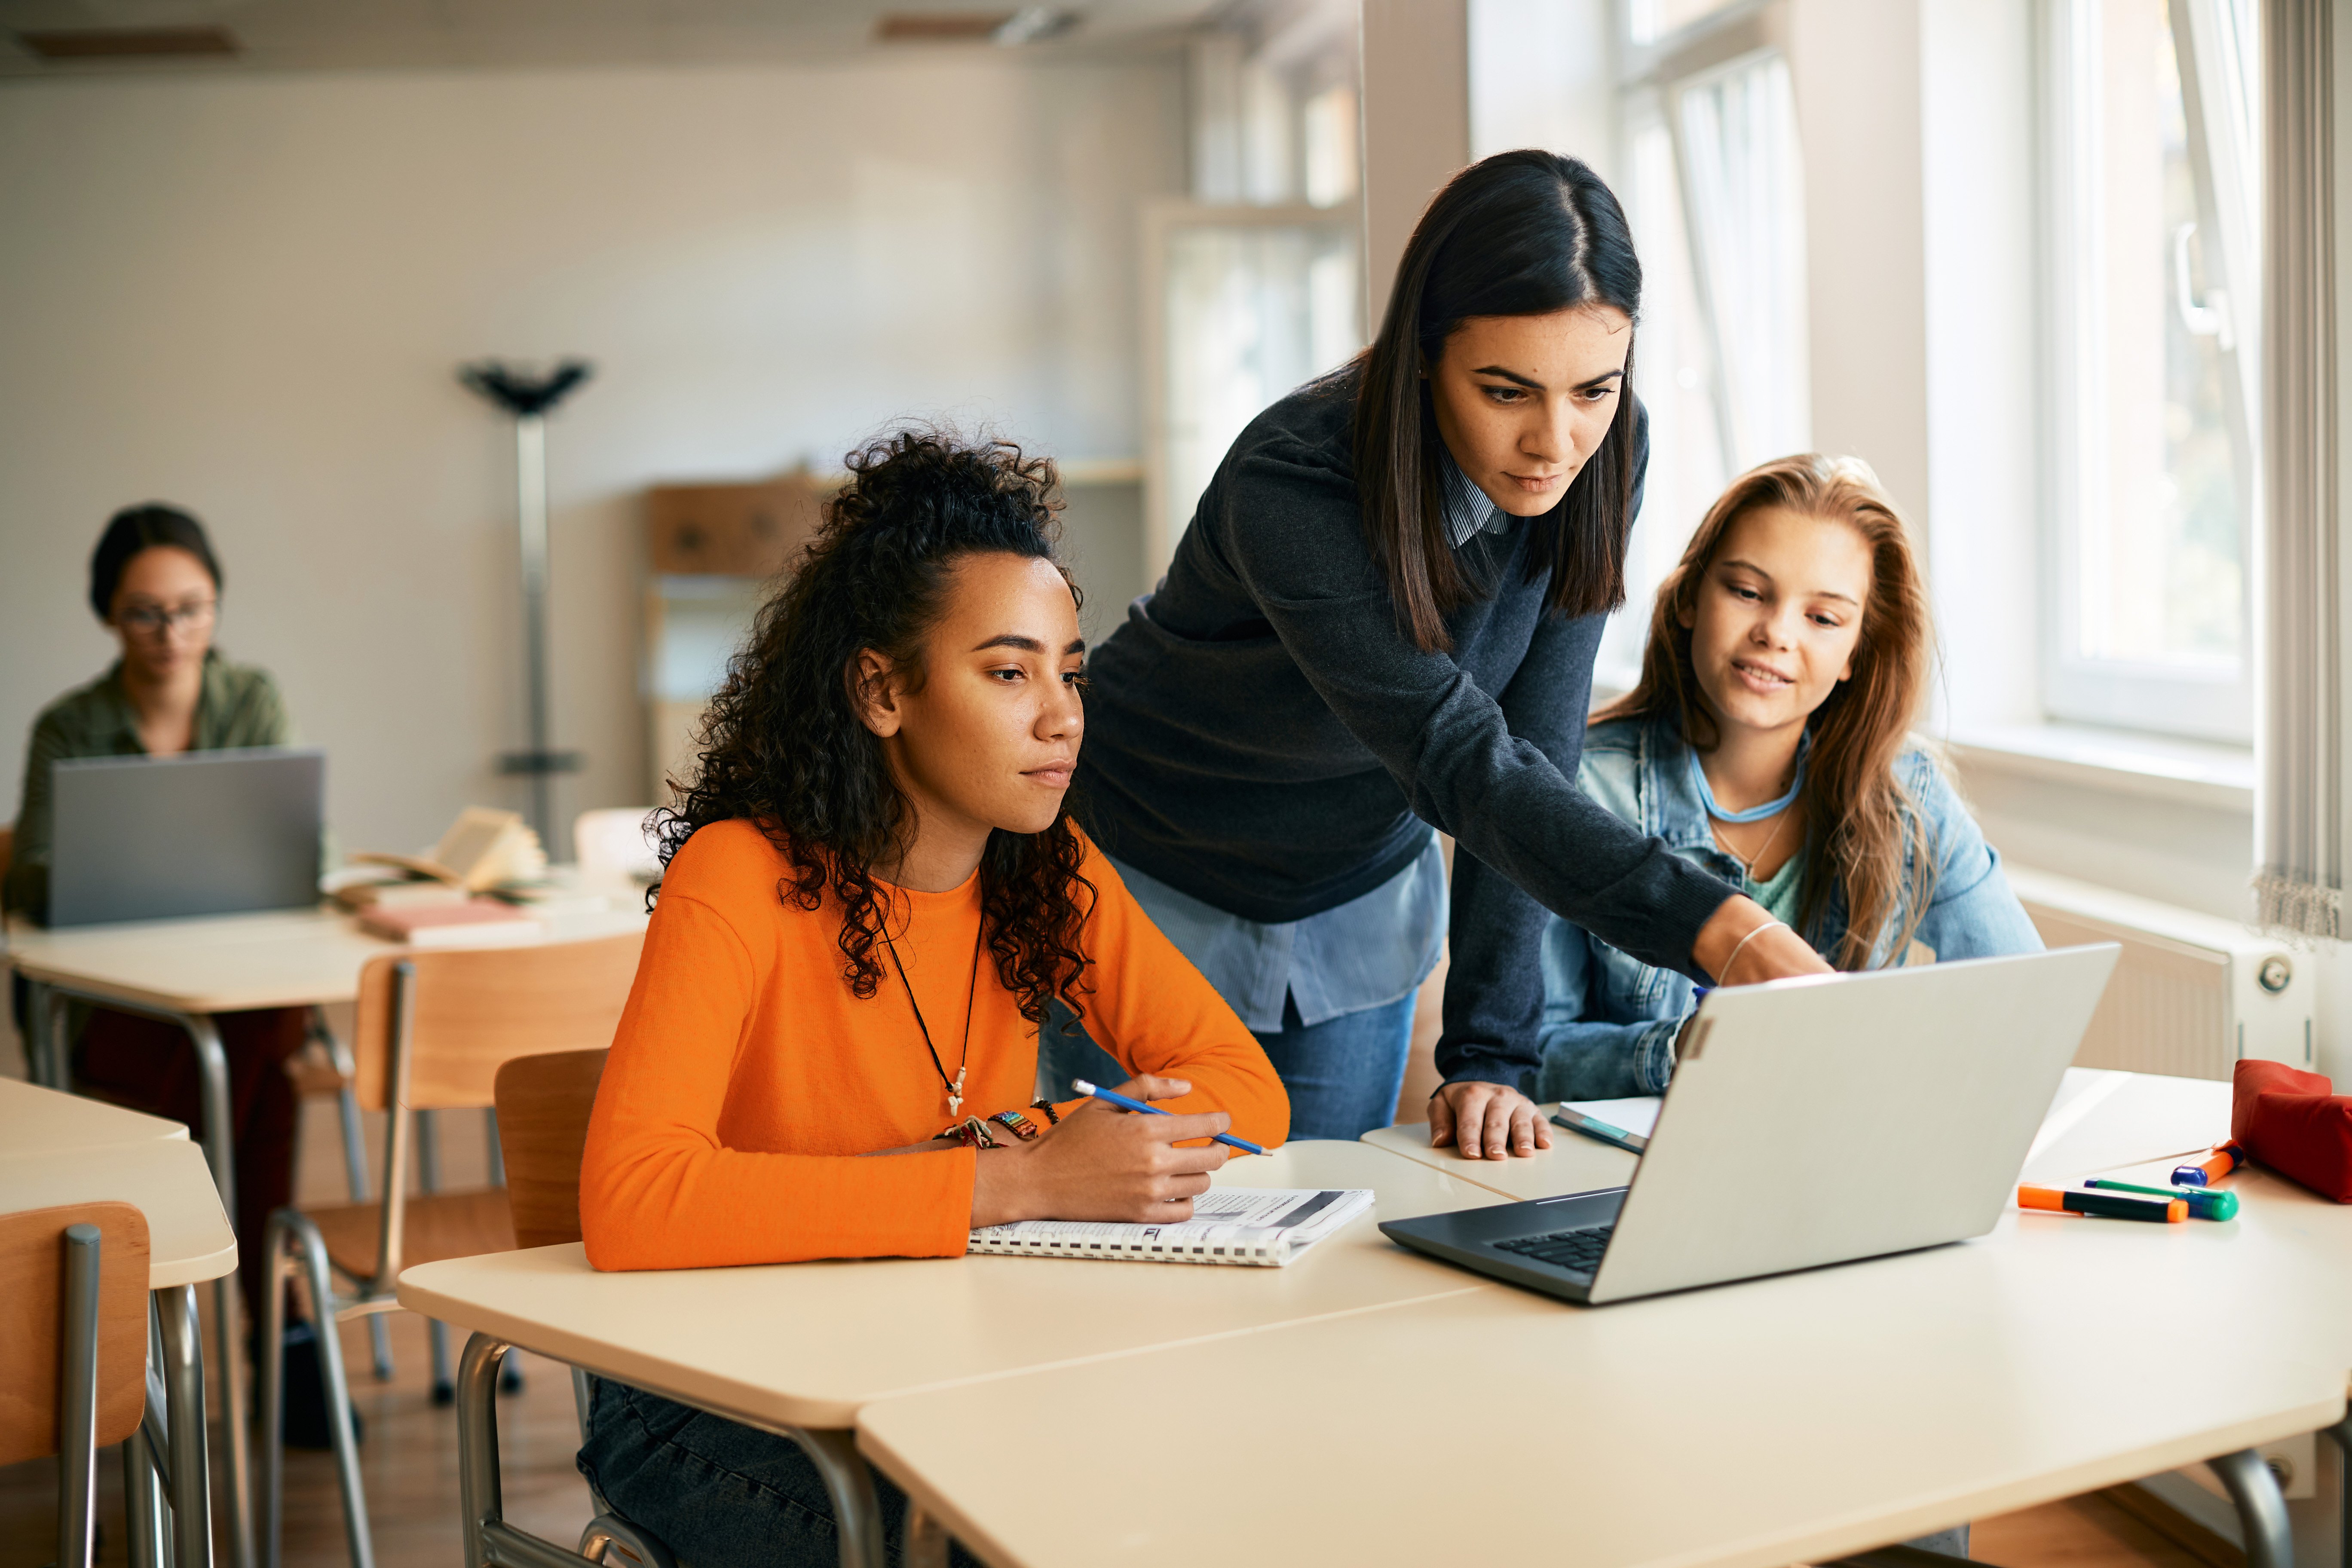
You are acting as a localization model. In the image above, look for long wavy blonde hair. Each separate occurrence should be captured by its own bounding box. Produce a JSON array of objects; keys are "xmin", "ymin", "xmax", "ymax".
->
[{"xmin": 1599, "ymin": 454, "xmax": 1936, "ymax": 969}]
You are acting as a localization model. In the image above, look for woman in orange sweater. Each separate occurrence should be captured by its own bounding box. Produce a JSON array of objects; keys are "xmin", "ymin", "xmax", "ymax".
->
[{"xmin": 576, "ymin": 430, "xmax": 1288, "ymax": 1568}]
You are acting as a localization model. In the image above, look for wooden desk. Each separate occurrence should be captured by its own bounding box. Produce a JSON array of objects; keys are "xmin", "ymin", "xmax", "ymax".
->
[
  {"xmin": 3, "ymin": 896, "xmax": 646, "ymax": 1568},
  {"xmin": 0, "ymin": 1074, "xmax": 188, "ymax": 1153},
  {"xmin": 400, "ymin": 1140, "xmax": 1513, "ymax": 1568},
  {"xmin": 0, "ymin": 1139, "xmax": 238, "ymax": 1568}
]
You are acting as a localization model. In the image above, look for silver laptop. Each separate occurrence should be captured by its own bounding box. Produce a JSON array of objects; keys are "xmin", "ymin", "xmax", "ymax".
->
[
  {"xmin": 1382, "ymin": 944, "xmax": 2120, "ymax": 1305},
  {"xmin": 49, "ymin": 747, "xmax": 325, "ymax": 927}
]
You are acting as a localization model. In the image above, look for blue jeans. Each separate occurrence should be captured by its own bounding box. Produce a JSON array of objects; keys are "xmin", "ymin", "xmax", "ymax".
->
[
  {"xmin": 1039, "ymin": 990, "xmax": 1415, "ymax": 1141},
  {"xmin": 578, "ymin": 1378, "xmax": 980, "ymax": 1568}
]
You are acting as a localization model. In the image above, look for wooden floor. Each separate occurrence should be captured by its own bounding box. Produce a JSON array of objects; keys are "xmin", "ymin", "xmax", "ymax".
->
[{"xmin": 0, "ymin": 1031, "xmax": 2242, "ymax": 1568}]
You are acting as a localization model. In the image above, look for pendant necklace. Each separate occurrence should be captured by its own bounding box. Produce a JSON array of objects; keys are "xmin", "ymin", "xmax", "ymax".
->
[
  {"xmin": 1690, "ymin": 742, "xmax": 1807, "ymax": 885},
  {"xmin": 881, "ymin": 912, "xmax": 985, "ymax": 1117},
  {"xmin": 1712, "ymin": 808, "xmax": 1791, "ymax": 884}
]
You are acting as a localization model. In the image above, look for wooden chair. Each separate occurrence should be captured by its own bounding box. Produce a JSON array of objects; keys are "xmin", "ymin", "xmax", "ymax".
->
[
  {"xmin": 256, "ymin": 931, "xmax": 643, "ymax": 1568},
  {"xmin": 0, "ymin": 1201, "xmax": 150, "ymax": 1568},
  {"xmin": 489, "ymin": 1047, "xmax": 680, "ymax": 1568}
]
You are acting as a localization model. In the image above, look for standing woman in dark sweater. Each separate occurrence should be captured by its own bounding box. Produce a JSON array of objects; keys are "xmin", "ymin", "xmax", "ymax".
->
[{"xmin": 1052, "ymin": 150, "xmax": 1830, "ymax": 1153}]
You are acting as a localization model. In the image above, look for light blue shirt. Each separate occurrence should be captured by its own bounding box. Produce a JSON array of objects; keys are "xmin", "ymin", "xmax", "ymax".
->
[{"xmin": 1109, "ymin": 453, "xmax": 1502, "ymax": 1031}]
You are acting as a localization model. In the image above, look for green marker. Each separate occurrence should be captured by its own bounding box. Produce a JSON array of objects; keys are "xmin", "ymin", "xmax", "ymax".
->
[{"xmin": 2083, "ymin": 1178, "xmax": 2238, "ymax": 1221}]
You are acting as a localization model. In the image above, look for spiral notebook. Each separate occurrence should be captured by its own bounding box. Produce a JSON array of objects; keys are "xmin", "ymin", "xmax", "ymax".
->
[{"xmin": 967, "ymin": 1187, "xmax": 1375, "ymax": 1266}]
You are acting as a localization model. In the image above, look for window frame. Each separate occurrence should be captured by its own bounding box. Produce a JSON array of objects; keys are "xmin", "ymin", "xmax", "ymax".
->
[{"xmin": 2037, "ymin": 0, "xmax": 2262, "ymax": 744}]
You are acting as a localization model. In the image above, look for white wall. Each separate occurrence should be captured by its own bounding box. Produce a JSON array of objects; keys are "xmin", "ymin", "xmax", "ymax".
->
[
  {"xmin": 0, "ymin": 57, "xmax": 1182, "ymax": 859},
  {"xmin": 1788, "ymin": 0, "xmax": 1932, "ymax": 528}
]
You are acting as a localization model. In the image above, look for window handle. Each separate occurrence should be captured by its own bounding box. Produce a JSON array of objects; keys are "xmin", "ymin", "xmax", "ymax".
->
[{"xmin": 2175, "ymin": 221, "xmax": 2234, "ymax": 351}]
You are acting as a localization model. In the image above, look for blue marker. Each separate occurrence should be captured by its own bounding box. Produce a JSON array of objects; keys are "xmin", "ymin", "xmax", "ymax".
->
[{"xmin": 1071, "ymin": 1079, "xmax": 1268, "ymax": 1155}]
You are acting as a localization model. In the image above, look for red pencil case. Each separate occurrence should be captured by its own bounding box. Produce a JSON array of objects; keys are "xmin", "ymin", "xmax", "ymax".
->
[{"xmin": 2231, "ymin": 1060, "xmax": 2352, "ymax": 1203}]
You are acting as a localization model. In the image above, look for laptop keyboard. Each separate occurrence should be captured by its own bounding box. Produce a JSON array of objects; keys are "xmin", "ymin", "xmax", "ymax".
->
[{"xmin": 1494, "ymin": 1224, "xmax": 1614, "ymax": 1274}]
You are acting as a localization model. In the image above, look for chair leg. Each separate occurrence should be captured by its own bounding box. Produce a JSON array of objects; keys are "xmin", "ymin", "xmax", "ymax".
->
[
  {"xmin": 283, "ymin": 1212, "xmax": 375, "ymax": 1568},
  {"xmin": 123, "ymin": 1430, "xmax": 167, "ymax": 1568},
  {"xmin": 580, "ymin": 1512, "xmax": 681, "ymax": 1568},
  {"xmin": 257, "ymin": 1211, "xmax": 292, "ymax": 1568},
  {"xmin": 368, "ymin": 1316, "xmax": 395, "ymax": 1383}
]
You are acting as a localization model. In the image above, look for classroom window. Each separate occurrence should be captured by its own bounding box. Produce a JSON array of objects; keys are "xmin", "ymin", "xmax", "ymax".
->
[
  {"xmin": 2042, "ymin": 0, "xmax": 2261, "ymax": 742},
  {"xmin": 1593, "ymin": 5, "xmax": 1808, "ymax": 689}
]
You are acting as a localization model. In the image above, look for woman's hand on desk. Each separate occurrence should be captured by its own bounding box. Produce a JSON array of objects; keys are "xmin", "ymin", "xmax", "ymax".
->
[
  {"xmin": 971, "ymin": 1075, "xmax": 1231, "ymax": 1228},
  {"xmin": 1429, "ymin": 1081, "xmax": 1553, "ymax": 1160},
  {"xmin": 1691, "ymin": 896, "xmax": 1832, "ymax": 986}
]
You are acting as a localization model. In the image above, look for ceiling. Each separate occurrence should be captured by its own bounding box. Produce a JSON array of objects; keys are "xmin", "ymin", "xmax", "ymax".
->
[{"xmin": 0, "ymin": 0, "xmax": 1227, "ymax": 77}]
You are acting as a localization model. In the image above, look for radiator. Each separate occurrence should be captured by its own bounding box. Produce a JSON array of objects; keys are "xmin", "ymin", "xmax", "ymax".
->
[{"xmin": 2005, "ymin": 866, "xmax": 2312, "ymax": 1081}]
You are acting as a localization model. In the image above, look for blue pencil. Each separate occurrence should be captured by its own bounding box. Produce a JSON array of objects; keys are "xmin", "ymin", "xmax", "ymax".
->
[{"xmin": 1070, "ymin": 1078, "xmax": 1269, "ymax": 1155}]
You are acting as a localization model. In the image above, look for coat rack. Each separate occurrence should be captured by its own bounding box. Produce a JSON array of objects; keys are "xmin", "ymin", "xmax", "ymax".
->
[{"xmin": 458, "ymin": 358, "xmax": 593, "ymax": 852}]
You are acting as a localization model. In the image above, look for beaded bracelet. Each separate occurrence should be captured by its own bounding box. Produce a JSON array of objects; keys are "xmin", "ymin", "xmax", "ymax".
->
[{"xmin": 987, "ymin": 1110, "xmax": 1042, "ymax": 1142}]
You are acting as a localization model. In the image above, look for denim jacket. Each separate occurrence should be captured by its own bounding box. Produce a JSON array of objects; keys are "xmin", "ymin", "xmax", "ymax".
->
[{"xmin": 1535, "ymin": 715, "xmax": 2043, "ymax": 1101}]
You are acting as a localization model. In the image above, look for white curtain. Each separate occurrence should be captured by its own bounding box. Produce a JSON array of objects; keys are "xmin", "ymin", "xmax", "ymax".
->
[
  {"xmin": 2254, "ymin": 0, "xmax": 2340, "ymax": 938},
  {"xmin": 1674, "ymin": 50, "xmax": 1811, "ymax": 475}
]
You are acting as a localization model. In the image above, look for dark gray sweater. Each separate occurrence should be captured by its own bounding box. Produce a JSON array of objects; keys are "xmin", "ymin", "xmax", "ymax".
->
[{"xmin": 1075, "ymin": 369, "xmax": 1740, "ymax": 1090}]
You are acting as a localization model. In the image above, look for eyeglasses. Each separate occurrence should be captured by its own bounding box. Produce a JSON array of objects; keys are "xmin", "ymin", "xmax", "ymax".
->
[{"xmin": 117, "ymin": 600, "xmax": 217, "ymax": 637}]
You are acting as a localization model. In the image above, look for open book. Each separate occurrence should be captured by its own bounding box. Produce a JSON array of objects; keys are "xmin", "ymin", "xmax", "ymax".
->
[
  {"xmin": 968, "ymin": 1188, "xmax": 1373, "ymax": 1267},
  {"xmin": 346, "ymin": 806, "xmax": 548, "ymax": 898}
]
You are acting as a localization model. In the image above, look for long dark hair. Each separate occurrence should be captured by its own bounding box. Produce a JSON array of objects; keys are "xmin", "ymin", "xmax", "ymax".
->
[
  {"xmin": 1600, "ymin": 455, "xmax": 1938, "ymax": 969},
  {"xmin": 1351, "ymin": 149, "xmax": 1643, "ymax": 652},
  {"xmin": 655, "ymin": 429, "xmax": 1096, "ymax": 1024}
]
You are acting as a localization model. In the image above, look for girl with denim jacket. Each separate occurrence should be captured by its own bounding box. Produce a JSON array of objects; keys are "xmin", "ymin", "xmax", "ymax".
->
[{"xmin": 1537, "ymin": 455, "xmax": 2041, "ymax": 1102}]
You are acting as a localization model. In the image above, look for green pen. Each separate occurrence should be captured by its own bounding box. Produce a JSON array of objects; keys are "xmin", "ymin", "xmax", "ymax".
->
[{"xmin": 2083, "ymin": 1178, "xmax": 2238, "ymax": 1221}]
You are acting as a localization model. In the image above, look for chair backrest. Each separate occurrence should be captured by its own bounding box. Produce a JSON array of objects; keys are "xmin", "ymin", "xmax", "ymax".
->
[
  {"xmin": 493, "ymin": 1049, "xmax": 608, "ymax": 1249},
  {"xmin": 0, "ymin": 1202, "xmax": 150, "ymax": 1467},
  {"xmin": 573, "ymin": 808, "xmax": 663, "ymax": 884},
  {"xmin": 349, "ymin": 931, "xmax": 643, "ymax": 1114}
]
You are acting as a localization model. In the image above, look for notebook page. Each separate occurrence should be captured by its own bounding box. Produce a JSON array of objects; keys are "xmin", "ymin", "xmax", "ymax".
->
[{"xmin": 967, "ymin": 1187, "xmax": 1374, "ymax": 1266}]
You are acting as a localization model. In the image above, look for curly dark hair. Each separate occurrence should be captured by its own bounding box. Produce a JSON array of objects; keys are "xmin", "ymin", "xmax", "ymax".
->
[{"xmin": 654, "ymin": 428, "xmax": 1096, "ymax": 1024}]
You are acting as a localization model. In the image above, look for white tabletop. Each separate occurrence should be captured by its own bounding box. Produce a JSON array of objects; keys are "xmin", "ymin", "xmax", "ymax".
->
[
  {"xmin": 1362, "ymin": 1068, "xmax": 2236, "ymax": 1203},
  {"xmin": 0, "ymin": 1140, "xmax": 237, "ymax": 1289},
  {"xmin": 0, "ymin": 1074, "xmax": 189, "ymax": 1152},
  {"xmin": 861, "ymin": 1072, "xmax": 2352, "ymax": 1568},
  {"xmin": 858, "ymin": 1242, "xmax": 2345, "ymax": 1568},
  {"xmin": 397, "ymin": 1139, "xmax": 1511, "ymax": 1430},
  {"xmin": 4, "ymin": 898, "xmax": 647, "ymax": 1015}
]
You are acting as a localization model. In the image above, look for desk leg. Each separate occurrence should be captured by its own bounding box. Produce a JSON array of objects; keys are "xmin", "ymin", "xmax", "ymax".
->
[
  {"xmin": 458, "ymin": 1335, "xmax": 885, "ymax": 1568},
  {"xmin": 786, "ymin": 1428, "xmax": 885, "ymax": 1568},
  {"xmin": 157, "ymin": 1285, "xmax": 214, "ymax": 1568},
  {"xmin": 175, "ymin": 1012, "xmax": 254, "ymax": 1568},
  {"xmin": 31, "ymin": 980, "xmax": 65, "ymax": 1088},
  {"xmin": 2321, "ymin": 1418, "xmax": 2349, "ymax": 1568},
  {"xmin": 2210, "ymin": 1448, "xmax": 2295, "ymax": 1568},
  {"xmin": 903, "ymin": 1505, "xmax": 950, "ymax": 1568}
]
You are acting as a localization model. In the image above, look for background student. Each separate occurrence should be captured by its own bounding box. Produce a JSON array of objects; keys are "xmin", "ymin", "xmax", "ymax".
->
[
  {"xmin": 5, "ymin": 504, "xmax": 315, "ymax": 1341},
  {"xmin": 1050, "ymin": 149, "xmax": 1829, "ymax": 1157},
  {"xmin": 1537, "ymin": 455, "xmax": 2042, "ymax": 1102},
  {"xmin": 577, "ymin": 430, "xmax": 1286, "ymax": 1568}
]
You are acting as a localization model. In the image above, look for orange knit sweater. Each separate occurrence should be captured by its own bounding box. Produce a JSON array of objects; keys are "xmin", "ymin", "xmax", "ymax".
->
[{"xmin": 580, "ymin": 818, "xmax": 1289, "ymax": 1270}]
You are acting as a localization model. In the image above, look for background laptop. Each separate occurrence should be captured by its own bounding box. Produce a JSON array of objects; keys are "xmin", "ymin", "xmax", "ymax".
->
[
  {"xmin": 49, "ymin": 747, "xmax": 325, "ymax": 927},
  {"xmin": 1382, "ymin": 944, "xmax": 2120, "ymax": 1305}
]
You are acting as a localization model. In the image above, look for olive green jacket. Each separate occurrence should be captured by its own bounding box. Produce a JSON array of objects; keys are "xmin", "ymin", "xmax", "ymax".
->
[{"xmin": 5, "ymin": 652, "xmax": 291, "ymax": 918}]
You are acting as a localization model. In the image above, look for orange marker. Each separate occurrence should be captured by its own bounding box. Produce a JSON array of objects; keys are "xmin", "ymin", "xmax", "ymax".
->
[
  {"xmin": 2018, "ymin": 1184, "xmax": 2186, "ymax": 1223},
  {"xmin": 2172, "ymin": 1142, "xmax": 2247, "ymax": 1187}
]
